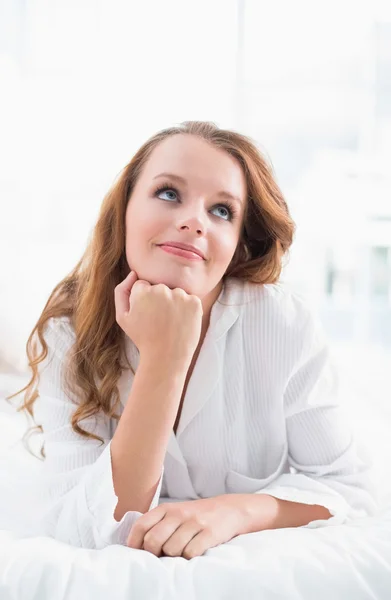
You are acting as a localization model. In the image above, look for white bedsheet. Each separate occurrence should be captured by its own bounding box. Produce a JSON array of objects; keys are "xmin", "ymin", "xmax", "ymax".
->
[
  {"xmin": 1, "ymin": 504, "xmax": 391, "ymax": 599},
  {"xmin": 1, "ymin": 398, "xmax": 391, "ymax": 599}
]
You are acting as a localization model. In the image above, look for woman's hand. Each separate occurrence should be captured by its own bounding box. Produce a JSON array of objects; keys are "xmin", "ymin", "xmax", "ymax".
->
[
  {"xmin": 114, "ymin": 270, "xmax": 203, "ymax": 367},
  {"xmin": 126, "ymin": 495, "xmax": 253, "ymax": 559}
]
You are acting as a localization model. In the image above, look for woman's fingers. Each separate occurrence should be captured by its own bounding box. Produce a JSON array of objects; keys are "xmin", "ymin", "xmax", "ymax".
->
[
  {"xmin": 161, "ymin": 520, "xmax": 203, "ymax": 558},
  {"xmin": 140, "ymin": 517, "xmax": 184, "ymax": 557},
  {"xmin": 114, "ymin": 270, "xmax": 138, "ymax": 317},
  {"xmin": 127, "ymin": 505, "xmax": 168, "ymax": 549}
]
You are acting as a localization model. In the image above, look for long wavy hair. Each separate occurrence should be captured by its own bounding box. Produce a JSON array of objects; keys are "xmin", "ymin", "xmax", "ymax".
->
[{"xmin": 6, "ymin": 120, "xmax": 296, "ymax": 459}]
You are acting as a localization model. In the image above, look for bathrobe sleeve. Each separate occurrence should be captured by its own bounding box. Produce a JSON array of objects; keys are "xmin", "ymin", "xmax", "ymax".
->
[
  {"xmin": 31, "ymin": 317, "xmax": 164, "ymax": 549},
  {"xmin": 255, "ymin": 308, "xmax": 378, "ymax": 528}
]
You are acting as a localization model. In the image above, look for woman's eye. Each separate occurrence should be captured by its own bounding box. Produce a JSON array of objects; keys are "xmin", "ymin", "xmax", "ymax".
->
[
  {"xmin": 212, "ymin": 205, "xmax": 231, "ymax": 220},
  {"xmin": 158, "ymin": 188, "xmax": 178, "ymax": 202},
  {"xmin": 156, "ymin": 187, "xmax": 233, "ymax": 221}
]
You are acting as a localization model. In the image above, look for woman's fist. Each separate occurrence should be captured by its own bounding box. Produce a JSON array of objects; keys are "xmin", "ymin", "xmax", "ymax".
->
[{"xmin": 114, "ymin": 271, "xmax": 203, "ymax": 367}]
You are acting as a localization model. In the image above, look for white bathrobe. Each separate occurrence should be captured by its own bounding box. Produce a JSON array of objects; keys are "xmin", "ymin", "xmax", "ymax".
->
[{"xmin": 30, "ymin": 277, "xmax": 377, "ymax": 549}]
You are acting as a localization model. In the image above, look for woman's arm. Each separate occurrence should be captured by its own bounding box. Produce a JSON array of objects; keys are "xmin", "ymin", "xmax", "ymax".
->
[
  {"xmin": 238, "ymin": 494, "xmax": 332, "ymax": 535},
  {"xmin": 111, "ymin": 356, "xmax": 188, "ymax": 520},
  {"xmin": 32, "ymin": 317, "xmax": 178, "ymax": 549},
  {"xmin": 253, "ymin": 310, "xmax": 378, "ymax": 528}
]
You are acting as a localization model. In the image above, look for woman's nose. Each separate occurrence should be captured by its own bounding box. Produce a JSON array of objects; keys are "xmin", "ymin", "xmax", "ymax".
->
[{"xmin": 176, "ymin": 208, "xmax": 206, "ymax": 235}]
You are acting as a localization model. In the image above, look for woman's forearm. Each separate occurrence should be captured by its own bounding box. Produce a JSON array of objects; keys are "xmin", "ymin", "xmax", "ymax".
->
[
  {"xmin": 110, "ymin": 356, "xmax": 188, "ymax": 520},
  {"xmin": 241, "ymin": 494, "xmax": 332, "ymax": 534}
]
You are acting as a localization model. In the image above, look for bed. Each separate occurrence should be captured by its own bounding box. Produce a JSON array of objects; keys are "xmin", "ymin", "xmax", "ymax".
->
[{"xmin": 1, "ymin": 374, "xmax": 391, "ymax": 599}]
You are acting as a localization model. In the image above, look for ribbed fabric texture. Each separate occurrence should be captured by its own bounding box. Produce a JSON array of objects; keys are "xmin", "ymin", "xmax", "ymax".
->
[
  {"xmin": 29, "ymin": 278, "xmax": 378, "ymax": 549},
  {"xmin": 31, "ymin": 317, "xmax": 164, "ymax": 549}
]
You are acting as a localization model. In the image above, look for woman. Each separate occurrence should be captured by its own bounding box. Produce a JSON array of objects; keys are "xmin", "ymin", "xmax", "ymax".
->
[{"xmin": 8, "ymin": 121, "xmax": 377, "ymax": 559}]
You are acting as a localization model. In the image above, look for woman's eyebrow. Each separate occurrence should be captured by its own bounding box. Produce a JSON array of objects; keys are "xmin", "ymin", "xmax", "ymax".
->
[{"xmin": 152, "ymin": 172, "xmax": 243, "ymax": 206}]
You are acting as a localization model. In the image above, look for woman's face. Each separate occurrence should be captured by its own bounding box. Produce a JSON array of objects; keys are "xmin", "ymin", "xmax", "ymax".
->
[{"xmin": 125, "ymin": 134, "xmax": 247, "ymax": 300}]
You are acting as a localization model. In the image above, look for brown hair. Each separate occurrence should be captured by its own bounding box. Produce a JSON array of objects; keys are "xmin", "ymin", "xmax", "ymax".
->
[{"xmin": 5, "ymin": 120, "xmax": 295, "ymax": 459}]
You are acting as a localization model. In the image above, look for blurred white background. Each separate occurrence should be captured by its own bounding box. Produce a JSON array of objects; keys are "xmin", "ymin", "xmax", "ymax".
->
[{"xmin": 0, "ymin": 0, "xmax": 390, "ymax": 502}]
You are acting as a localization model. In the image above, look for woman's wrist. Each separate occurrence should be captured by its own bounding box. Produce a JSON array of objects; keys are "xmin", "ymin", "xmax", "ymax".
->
[
  {"xmin": 239, "ymin": 493, "xmax": 280, "ymax": 534},
  {"xmin": 139, "ymin": 349, "xmax": 192, "ymax": 376},
  {"xmin": 239, "ymin": 493, "xmax": 332, "ymax": 534}
]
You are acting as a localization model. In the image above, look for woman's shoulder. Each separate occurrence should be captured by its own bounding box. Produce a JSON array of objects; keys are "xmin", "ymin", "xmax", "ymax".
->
[
  {"xmin": 43, "ymin": 315, "xmax": 76, "ymax": 352},
  {"xmin": 234, "ymin": 279, "xmax": 323, "ymax": 359},
  {"xmin": 228, "ymin": 278, "xmax": 315, "ymax": 329}
]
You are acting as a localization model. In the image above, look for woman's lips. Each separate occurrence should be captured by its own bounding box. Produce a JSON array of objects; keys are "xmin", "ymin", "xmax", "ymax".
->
[{"xmin": 158, "ymin": 244, "xmax": 204, "ymax": 261}]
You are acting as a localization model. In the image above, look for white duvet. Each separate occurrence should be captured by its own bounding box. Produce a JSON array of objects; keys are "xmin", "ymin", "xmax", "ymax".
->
[
  {"xmin": 1, "ymin": 500, "xmax": 391, "ymax": 599},
  {"xmin": 1, "ymin": 411, "xmax": 391, "ymax": 599}
]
